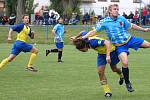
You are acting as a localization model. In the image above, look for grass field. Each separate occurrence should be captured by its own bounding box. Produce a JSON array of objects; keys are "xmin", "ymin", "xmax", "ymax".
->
[
  {"xmin": 0, "ymin": 25, "xmax": 150, "ymax": 100},
  {"xmin": 0, "ymin": 43, "xmax": 150, "ymax": 100}
]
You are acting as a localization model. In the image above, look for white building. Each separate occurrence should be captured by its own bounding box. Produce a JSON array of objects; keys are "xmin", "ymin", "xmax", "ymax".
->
[{"xmin": 80, "ymin": 0, "xmax": 150, "ymax": 16}]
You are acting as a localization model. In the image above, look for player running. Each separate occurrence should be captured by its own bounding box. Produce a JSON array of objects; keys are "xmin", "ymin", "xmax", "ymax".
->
[{"xmin": 0, "ymin": 14, "xmax": 38, "ymax": 72}]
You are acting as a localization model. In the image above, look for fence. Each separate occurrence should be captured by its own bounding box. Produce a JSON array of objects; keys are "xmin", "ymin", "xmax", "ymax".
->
[{"xmin": 0, "ymin": 25, "xmax": 149, "ymax": 45}]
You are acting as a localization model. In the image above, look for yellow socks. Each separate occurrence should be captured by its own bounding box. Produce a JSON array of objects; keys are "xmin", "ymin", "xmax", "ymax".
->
[
  {"xmin": 28, "ymin": 53, "xmax": 37, "ymax": 67},
  {"xmin": 100, "ymin": 80, "xmax": 111, "ymax": 93},
  {"xmin": 102, "ymin": 84, "xmax": 111, "ymax": 93},
  {"xmin": 0, "ymin": 58, "xmax": 9, "ymax": 69}
]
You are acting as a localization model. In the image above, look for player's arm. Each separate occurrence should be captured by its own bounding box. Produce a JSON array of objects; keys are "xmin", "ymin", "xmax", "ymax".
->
[
  {"xmin": 82, "ymin": 29, "xmax": 97, "ymax": 39},
  {"xmin": 8, "ymin": 23, "xmax": 24, "ymax": 41},
  {"xmin": 104, "ymin": 40, "xmax": 111, "ymax": 64},
  {"xmin": 70, "ymin": 32, "xmax": 82, "ymax": 41},
  {"xmin": 52, "ymin": 29, "xmax": 55, "ymax": 35},
  {"xmin": 30, "ymin": 31, "xmax": 36, "ymax": 39},
  {"xmin": 131, "ymin": 23, "xmax": 150, "ymax": 32},
  {"xmin": 8, "ymin": 28, "xmax": 13, "ymax": 41}
]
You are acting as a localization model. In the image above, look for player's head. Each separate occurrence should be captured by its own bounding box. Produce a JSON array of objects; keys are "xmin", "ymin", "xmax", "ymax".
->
[
  {"xmin": 58, "ymin": 17, "xmax": 64, "ymax": 24},
  {"xmin": 108, "ymin": 4, "xmax": 119, "ymax": 18},
  {"xmin": 22, "ymin": 14, "xmax": 29, "ymax": 24},
  {"xmin": 73, "ymin": 39, "xmax": 89, "ymax": 52}
]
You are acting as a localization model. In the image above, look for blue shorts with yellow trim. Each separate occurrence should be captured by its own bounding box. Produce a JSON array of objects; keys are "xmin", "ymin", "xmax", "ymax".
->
[
  {"xmin": 11, "ymin": 40, "xmax": 33, "ymax": 55},
  {"xmin": 116, "ymin": 36, "xmax": 144, "ymax": 55},
  {"xmin": 55, "ymin": 42, "xmax": 64, "ymax": 49},
  {"xmin": 97, "ymin": 50, "xmax": 120, "ymax": 67}
]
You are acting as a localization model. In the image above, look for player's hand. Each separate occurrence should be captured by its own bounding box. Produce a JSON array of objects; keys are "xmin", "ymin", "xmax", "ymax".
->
[
  {"xmin": 7, "ymin": 37, "xmax": 12, "ymax": 41},
  {"xmin": 142, "ymin": 28, "xmax": 150, "ymax": 32},
  {"xmin": 106, "ymin": 56, "xmax": 111, "ymax": 64},
  {"xmin": 70, "ymin": 36, "xmax": 76, "ymax": 41}
]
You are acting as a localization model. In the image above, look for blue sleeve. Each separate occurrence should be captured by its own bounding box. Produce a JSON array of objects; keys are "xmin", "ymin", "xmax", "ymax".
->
[
  {"xmin": 121, "ymin": 16, "xmax": 131, "ymax": 30},
  {"xmin": 95, "ymin": 19, "xmax": 105, "ymax": 32},
  {"xmin": 89, "ymin": 39, "xmax": 105, "ymax": 48},
  {"xmin": 81, "ymin": 31, "xmax": 88, "ymax": 36},
  {"xmin": 11, "ymin": 23, "xmax": 24, "ymax": 33}
]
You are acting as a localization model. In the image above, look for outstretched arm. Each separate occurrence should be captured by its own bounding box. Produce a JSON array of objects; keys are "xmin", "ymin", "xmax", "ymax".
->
[
  {"xmin": 70, "ymin": 32, "xmax": 83, "ymax": 41},
  {"xmin": 104, "ymin": 40, "xmax": 111, "ymax": 64},
  {"xmin": 131, "ymin": 23, "xmax": 150, "ymax": 32},
  {"xmin": 82, "ymin": 29, "xmax": 96, "ymax": 39}
]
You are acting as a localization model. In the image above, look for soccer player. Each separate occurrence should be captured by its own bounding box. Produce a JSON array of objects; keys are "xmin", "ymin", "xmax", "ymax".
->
[
  {"xmin": 82, "ymin": 4, "xmax": 150, "ymax": 92},
  {"xmin": 46, "ymin": 17, "xmax": 65, "ymax": 63},
  {"xmin": 71, "ymin": 31, "xmax": 124, "ymax": 97},
  {"xmin": 0, "ymin": 14, "xmax": 38, "ymax": 72}
]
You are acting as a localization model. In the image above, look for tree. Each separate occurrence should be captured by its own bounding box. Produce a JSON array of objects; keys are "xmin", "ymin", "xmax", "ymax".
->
[
  {"xmin": 16, "ymin": 0, "xmax": 26, "ymax": 23},
  {"xmin": 5, "ymin": 0, "xmax": 17, "ymax": 16},
  {"xmin": 50, "ymin": 0, "xmax": 81, "ymax": 18}
]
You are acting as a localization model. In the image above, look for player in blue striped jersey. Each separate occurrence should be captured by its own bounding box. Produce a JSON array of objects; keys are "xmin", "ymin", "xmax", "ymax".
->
[{"xmin": 82, "ymin": 4, "xmax": 150, "ymax": 92}]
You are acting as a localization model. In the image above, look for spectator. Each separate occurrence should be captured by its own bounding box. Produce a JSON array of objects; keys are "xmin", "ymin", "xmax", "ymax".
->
[
  {"xmin": 2, "ymin": 15, "xmax": 8, "ymax": 25},
  {"xmin": 146, "ymin": 11, "xmax": 150, "ymax": 24},
  {"xmin": 128, "ymin": 11, "xmax": 134, "ymax": 22},
  {"xmin": 0, "ymin": 16, "xmax": 2, "ymax": 25},
  {"xmin": 69, "ymin": 13, "xmax": 79, "ymax": 25},
  {"xmin": 133, "ymin": 12, "xmax": 139, "ymax": 25},
  {"xmin": 8, "ymin": 14, "xmax": 16, "ymax": 25},
  {"xmin": 43, "ymin": 11, "xmax": 49, "ymax": 25},
  {"xmin": 142, "ymin": 6, "xmax": 148, "ymax": 25},
  {"xmin": 122, "ymin": 12, "xmax": 128, "ymax": 19},
  {"xmin": 82, "ymin": 13, "xmax": 90, "ymax": 24}
]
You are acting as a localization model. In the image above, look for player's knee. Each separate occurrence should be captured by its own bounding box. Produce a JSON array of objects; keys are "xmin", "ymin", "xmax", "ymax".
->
[
  {"xmin": 148, "ymin": 43, "xmax": 150, "ymax": 48},
  {"xmin": 111, "ymin": 67, "xmax": 117, "ymax": 72},
  {"xmin": 8, "ymin": 58, "xmax": 13, "ymax": 62},
  {"xmin": 32, "ymin": 49, "xmax": 38, "ymax": 54},
  {"xmin": 35, "ymin": 50, "xmax": 38, "ymax": 54},
  {"xmin": 121, "ymin": 61, "xmax": 128, "ymax": 67}
]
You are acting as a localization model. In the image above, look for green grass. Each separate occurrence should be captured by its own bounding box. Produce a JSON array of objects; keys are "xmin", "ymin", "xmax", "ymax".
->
[
  {"xmin": 0, "ymin": 25, "xmax": 150, "ymax": 44},
  {"xmin": 0, "ymin": 43, "xmax": 150, "ymax": 100}
]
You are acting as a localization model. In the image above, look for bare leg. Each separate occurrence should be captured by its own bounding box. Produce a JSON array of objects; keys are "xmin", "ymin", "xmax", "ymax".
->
[
  {"xmin": 97, "ymin": 65, "xmax": 112, "ymax": 97},
  {"xmin": 119, "ymin": 52, "xmax": 134, "ymax": 92}
]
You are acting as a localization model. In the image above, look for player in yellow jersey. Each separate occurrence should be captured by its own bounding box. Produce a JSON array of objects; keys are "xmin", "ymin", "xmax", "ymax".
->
[
  {"xmin": 0, "ymin": 14, "xmax": 38, "ymax": 72},
  {"xmin": 70, "ymin": 31, "xmax": 123, "ymax": 97}
]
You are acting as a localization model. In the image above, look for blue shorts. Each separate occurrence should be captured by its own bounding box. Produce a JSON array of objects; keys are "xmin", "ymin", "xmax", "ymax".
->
[
  {"xmin": 11, "ymin": 40, "xmax": 33, "ymax": 55},
  {"xmin": 97, "ymin": 50, "xmax": 120, "ymax": 67},
  {"xmin": 55, "ymin": 42, "xmax": 64, "ymax": 49},
  {"xmin": 116, "ymin": 36, "xmax": 144, "ymax": 55}
]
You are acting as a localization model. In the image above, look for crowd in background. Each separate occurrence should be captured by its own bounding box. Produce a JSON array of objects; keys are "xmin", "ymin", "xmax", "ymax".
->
[
  {"xmin": 122, "ymin": 6, "xmax": 150, "ymax": 25},
  {"xmin": 0, "ymin": 6, "xmax": 150, "ymax": 26}
]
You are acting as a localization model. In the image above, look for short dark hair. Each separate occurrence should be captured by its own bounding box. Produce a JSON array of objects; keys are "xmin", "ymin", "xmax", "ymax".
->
[
  {"xmin": 22, "ymin": 14, "xmax": 29, "ymax": 19},
  {"xmin": 73, "ymin": 39, "xmax": 87, "ymax": 50}
]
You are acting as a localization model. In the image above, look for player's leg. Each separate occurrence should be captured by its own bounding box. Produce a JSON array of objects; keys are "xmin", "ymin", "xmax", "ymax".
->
[
  {"xmin": 55, "ymin": 42, "xmax": 64, "ymax": 63},
  {"xmin": 0, "ymin": 54, "xmax": 16, "ymax": 69},
  {"xmin": 46, "ymin": 48, "xmax": 58, "ymax": 56},
  {"xmin": 110, "ymin": 65, "xmax": 124, "ymax": 85},
  {"xmin": 119, "ymin": 52, "xmax": 134, "ymax": 92},
  {"xmin": 58, "ymin": 48, "xmax": 63, "ymax": 63},
  {"xmin": 140, "ymin": 40, "xmax": 150, "ymax": 48},
  {"xmin": 0, "ymin": 42, "xmax": 20, "ymax": 69},
  {"xmin": 27, "ymin": 46, "xmax": 38, "ymax": 72},
  {"xmin": 97, "ymin": 66, "xmax": 112, "ymax": 97},
  {"xmin": 110, "ymin": 51, "xmax": 124, "ymax": 85},
  {"xmin": 97, "ymin": 54, "xmax": 112, "ymax": 97}
]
